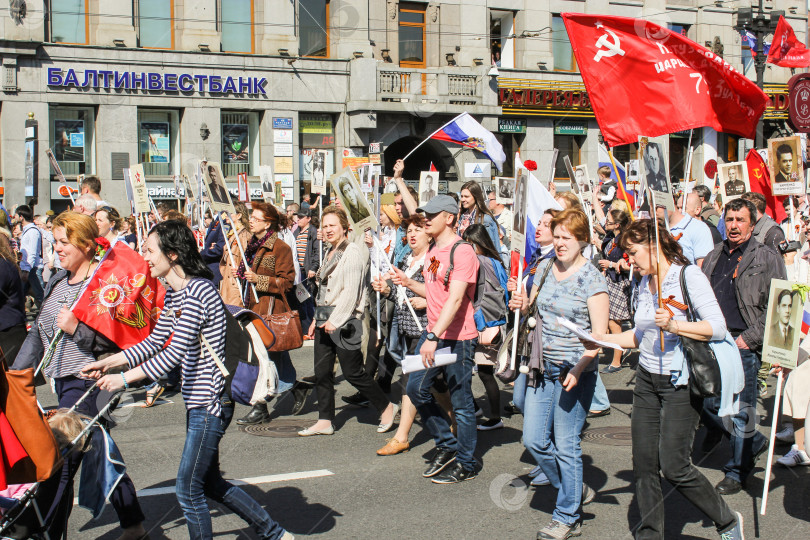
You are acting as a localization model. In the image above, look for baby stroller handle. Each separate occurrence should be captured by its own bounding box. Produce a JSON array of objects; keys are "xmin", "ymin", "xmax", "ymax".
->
[
  {"xmin": 67, "ymin": 380, "xmax": 99, "ymax": 415},
  {"xmin": 65, "ymin": 389, "xmax": 124, "ymax": 454}
]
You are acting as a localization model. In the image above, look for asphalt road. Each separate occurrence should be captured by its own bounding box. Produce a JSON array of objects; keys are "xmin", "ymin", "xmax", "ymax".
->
[{"xmin": 42, "ymin": 345, "xmax": 809, "ymax": 539}]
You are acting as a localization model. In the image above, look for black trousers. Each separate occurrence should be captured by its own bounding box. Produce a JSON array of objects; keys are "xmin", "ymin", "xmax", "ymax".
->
[
  {"xmin": 313, "ymin": 321, "xmax": 390, "ymax": 421},
  {"xmin": 0, "ymin": 323, "xmax": 27, "ymax": 365},
  {"xmin": 632, "ymin": 367, "xmax": 735, "ymax": 540}
]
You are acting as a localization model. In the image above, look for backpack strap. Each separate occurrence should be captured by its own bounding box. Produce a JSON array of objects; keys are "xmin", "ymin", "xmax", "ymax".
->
[{"xmin": 443, "ymin": 240, "xmax": 472, "ymax": 286}]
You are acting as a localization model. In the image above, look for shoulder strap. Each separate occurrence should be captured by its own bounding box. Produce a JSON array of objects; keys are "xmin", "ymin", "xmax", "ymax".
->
[
  {"xmin": 443, "ymin": 240, "xmax": 472, "ymax": 286},
  {"xmin": 529, "ymin": 257, "xmax": 556, "ymax": 305},
  {"xmin": 679, "ymin": 265, "xmax": 697, "ymax": 322}
]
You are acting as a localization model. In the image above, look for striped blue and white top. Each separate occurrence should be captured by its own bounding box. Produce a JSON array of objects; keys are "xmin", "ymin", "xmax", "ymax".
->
[{"xmin": 124, "ymin": 278, "xmax": 227, "ymax": 417}]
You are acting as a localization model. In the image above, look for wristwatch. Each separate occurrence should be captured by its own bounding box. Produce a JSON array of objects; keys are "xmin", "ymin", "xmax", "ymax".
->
[{"xmin": 426, "ymin": 332, "xmax": 439, "ymax": 342}]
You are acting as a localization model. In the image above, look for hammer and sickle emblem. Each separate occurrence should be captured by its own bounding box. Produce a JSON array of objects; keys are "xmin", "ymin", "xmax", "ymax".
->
[
  {"xmin": 752, "ymin": 168, "xmax": 763, "ymax": 180},
  {"xmin": 594, "ymin": 27, "xmax": 625, "ymax": 62}
]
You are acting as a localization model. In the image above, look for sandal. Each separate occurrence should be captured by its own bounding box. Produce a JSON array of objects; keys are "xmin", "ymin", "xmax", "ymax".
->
[{"xmin": 144, "ymin": 385, "xmax": 164, "ymax": 407}]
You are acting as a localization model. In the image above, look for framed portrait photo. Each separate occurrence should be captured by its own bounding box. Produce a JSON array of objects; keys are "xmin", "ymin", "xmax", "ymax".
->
[
  {"xmin": 717, "ymin": 162, "xmax": 749, "ymax": 202},
  {"xmin": 768, "ymin": 135, "xmax": 803, "ymax": 196},
  {"xmin": 761, "ymin": 280, "xmax": 803, "ymax": 369},
  {"xmin": 202, "ymin": 161, "xmax": 235, "ymax": 215},
  {"xmin": 573, "ymin": 164, "xmax": 593, "ymax": 194},
  {"xmin": 495, "ymin": 176, "xmax": 515, "ymax": 205},
  {"xmin": 639, "ymin": 135, "xmax": 674, "ymax": 212},
  {"xmin": 418, "ymin": 171, "xmax": 439, "ymax": 206},
  {"xmin": 511, "ymin": 168, "xmax": 528, "ymax": 257},
  {"xmin": 330, "ymin": 167, "xmax": 378, "ymax": 232}
]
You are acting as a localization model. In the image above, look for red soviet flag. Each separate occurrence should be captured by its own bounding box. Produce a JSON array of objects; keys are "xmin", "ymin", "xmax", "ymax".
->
[
  {"xmin": 746, "ymin": 149, "xmax": 787, "ymax": 222},
  {"xmin": 561, "ymin": 13, "xmax": 769, "ymax": 147},
  {"xmin": 72, "ymin": 242, "xmax": 165, "ymax": 349},
  {"xmin": 767, "ymin": 16, "xmax": 810, "ymax": 68}
]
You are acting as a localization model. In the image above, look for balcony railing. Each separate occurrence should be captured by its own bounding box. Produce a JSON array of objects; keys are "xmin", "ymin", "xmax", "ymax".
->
[{"xmin": 377, "ymin": 66, "xmax": 481, "ymax": 105}]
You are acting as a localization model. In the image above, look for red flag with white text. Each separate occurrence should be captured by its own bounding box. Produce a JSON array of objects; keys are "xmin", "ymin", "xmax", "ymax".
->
[
  {"xmin": 561, "ymin": 13, "xmax": 769, "ymax": 147},
  {"xmin": 72, "ymin": 242, "xmax": 165, "ymax": 349},
  {"xmin": 745, "ymin": 149, "xmax": 787, "ymax": 223},
  {"xmin": 767, "ymin": 16, "xmax": 810, "ymax": 68}
]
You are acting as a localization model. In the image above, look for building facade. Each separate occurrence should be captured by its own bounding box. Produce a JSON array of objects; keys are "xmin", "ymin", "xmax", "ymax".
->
[{"xmin": 0, "ymin": 1, "xmax": 806, "ymax": 213}]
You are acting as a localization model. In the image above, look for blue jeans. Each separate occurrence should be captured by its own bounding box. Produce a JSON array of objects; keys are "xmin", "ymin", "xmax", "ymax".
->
[
  {"xmin": 26, "ymin": 266, "xmax": 45, "ymax": 306},
  {"xmin": 178, "ymin": 400, "xmax": 286, "ymax": 540},
  {"xmin": 386, "ymin": 316, "xmax": 406, "ymax": 365},
  {"xmin": 702, "ymin": 348, "xmax": 767, "ymax": 484},
  {"xmin": 273, "ymin": 351, "xmax": 296, "ymax": 394},
  {"xmin": 522, "ymin": 363, "xmax": 596, "ymax": 526},
  {"xmin": 590, "ymin": 371, "xmax": 611, "ymax": 412},
  {"xmin": 406, "ymin": 334, "xmax": 478, "ymax": 470}
]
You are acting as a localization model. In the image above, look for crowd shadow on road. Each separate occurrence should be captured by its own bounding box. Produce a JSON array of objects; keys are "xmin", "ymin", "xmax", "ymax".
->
[{"xmin": 80, "ymin": 482, "xmax": 340, "ymax": 538}]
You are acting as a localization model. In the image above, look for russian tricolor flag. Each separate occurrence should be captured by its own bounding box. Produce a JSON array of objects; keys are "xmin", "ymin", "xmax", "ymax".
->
[
  {"xmin": 516, "ymin": 153, "xmax": 562, "ymax": 265},
  {"xmin": 802, "ymin": 301, "xmax": 810, "ymax": 335},
  {"xmin": 430, "ymin": 113, "xmax": 507, "ymax": 172}
]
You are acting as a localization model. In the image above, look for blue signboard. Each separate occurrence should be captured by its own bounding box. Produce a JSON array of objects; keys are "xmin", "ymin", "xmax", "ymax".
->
[{"xmin": 273, "ymin": 117, "xmax": 293, "ymax": 130}]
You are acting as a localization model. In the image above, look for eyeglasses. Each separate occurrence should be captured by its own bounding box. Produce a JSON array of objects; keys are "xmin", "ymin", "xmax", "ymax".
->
[{"xmin": 249, "ymin": 216, "xmax": 268, "ymax": 223}]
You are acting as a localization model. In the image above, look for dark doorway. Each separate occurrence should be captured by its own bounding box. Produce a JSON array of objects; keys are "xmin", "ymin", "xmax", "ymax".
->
[{"xmin": 383, "ymin": 137, "xmax": 456, "ymax": 181}]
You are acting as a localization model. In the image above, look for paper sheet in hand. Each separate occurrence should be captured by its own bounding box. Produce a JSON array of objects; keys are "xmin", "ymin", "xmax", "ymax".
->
[
  {"xmin": 402, "ymin": 347, "xmax": 457, "ymax": 374},
  {"xmin": 556, "ymin": 317, "xmax": 624, "ymax": 351}
]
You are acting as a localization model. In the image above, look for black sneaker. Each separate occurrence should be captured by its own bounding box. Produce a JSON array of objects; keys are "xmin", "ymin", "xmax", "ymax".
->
[
  {"xmin": 341, "ymin": 392, "xmax": 371, "ymax": 407},
  {"xmin": 423, "ymin": 449, "xmax": 457, "ymax": 477},
  {"xmin": 431, "ymin": 461, "xmax": 478, "ymax": 484},
  {"xmin": 504, "ymin": 401, "xmax": 522, "ymax": 416}
]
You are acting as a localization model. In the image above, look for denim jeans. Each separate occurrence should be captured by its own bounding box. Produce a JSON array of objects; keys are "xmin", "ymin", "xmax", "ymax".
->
[
  {"xmin": 590, "ymin": 371, "xmax": 611, "ymax": 412},
  {"xmin": 26, "ymin": 266, "xmax": 45, "ymax": 306},
  {"xmin": 702, "ymin": 347, "xmax": 767, "ymax": 484},
  {"xmin": 178, "ymin": 400, "xmax": 287, "ymax": 540},
  {"xmin": 273, "ymin": 351, "xmax": 296, "ymax": 394},
  {"xmin": 406, "ymin": 334, "xmax": 478, "ymax": 470},
  {"xmin": 633, "ymin": 367, "xmax": 735, "ymax": 539},
  {"xmin": 521, "ymin": 362, "xmax": 596, "ymax": 526}
]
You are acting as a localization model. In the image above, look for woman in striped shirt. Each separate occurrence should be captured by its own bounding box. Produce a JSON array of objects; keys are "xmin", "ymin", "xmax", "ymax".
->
[{"xmin": 84, "ymin": 220, "xmax": 290, "ymax": 540}]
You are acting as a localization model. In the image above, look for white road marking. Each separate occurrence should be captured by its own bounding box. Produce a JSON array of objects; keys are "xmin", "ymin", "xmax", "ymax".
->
[{"xmin": 74, "ymin": 469, "xmax": 333, "ymax": 505}]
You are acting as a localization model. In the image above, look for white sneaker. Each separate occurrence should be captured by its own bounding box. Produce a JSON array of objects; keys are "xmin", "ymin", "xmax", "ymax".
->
[
  {"xmin": 775, "ymin": 424, "xmax": 795, "ymax": 443},
  {"xmin": 776, "ymin": 444, "xmax": 810, "ymax": 467}
]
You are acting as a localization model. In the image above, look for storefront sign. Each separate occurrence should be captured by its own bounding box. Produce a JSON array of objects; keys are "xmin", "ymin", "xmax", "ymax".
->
[
  {"xmin": 499, "ymin": 79, "xmax": 593, "ymax": 118},
  {"xmin": 273, "ymin": 129, "xmax": 293, "ymax": 143},
  {"xmin": 273, "ymin": 117, "xmax": 293, "ymax": 129},
  {"xmin": 300, "ymin": 115, "xmax": 333, "ymax": 134},
  {"xmin": 274, "ymin": 156, "xmax": 293, "ymax": 174},
  {"xmin": 498, "ymin": 118, "xmax": 526, "ymax": 134},
  {"xmin": 554, "ymin": 121, "xmax": 588, "ymax": 136},
  {"xmin": 47, "ymin": 68, "xmax": 267, "ymax": 96},
  {"xmin": 764, "ymin": 84, "xmax": 789, "ymax": 120}
]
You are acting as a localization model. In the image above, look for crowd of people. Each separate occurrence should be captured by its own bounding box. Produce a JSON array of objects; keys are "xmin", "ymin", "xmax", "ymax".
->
[{"xmin": 1, "ymin": 159, "xmax": 809, "ymax": 540}]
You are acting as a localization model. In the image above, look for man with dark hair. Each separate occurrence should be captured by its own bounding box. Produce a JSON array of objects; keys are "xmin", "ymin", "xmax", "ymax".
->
[
  {"xmin": 740, "ymin": 191, "xmax": 786, "ymax": 253},
  {"xmin": 768, "ymin": 289, "xmax": 797, "ymax": 349},
  {"xmin": 80, "ymin": 175, "xmax": 108, "ymax": 206},
  {"xmin": 644, "ymin": 142, "xmax": 668, "ymax": 192},
  {"xmin": 774, "ymin": 143, "xmax": 795, "ymax": 183},
  {"xmin": 694, "ymin": 185, "xmax": 721, "ymax": 227},
  {"xmin": 13, "ymin": 204, "xmax": 44, "ymax": 307},
  {"xmin": 701, "ymin": 198, "xmax": 785, "ymax": 495}
]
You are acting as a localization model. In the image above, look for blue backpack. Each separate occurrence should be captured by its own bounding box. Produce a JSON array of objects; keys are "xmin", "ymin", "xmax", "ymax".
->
[{"xmin": 445, "ymin": 241, "xmax": 509, "ymax": 332}]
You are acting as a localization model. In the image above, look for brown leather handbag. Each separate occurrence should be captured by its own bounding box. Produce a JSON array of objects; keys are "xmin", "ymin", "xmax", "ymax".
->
[{"xmin": 263, "ymin": 280, "xmax": 304, "ymax": 352}]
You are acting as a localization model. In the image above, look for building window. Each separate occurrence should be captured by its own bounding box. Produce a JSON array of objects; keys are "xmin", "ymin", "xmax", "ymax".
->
[
  {"xmin": 668, "ymin": 24, "xmax": 691, "ymax": 38},
  {"xmin": 612, "ymin": 143, "xmax": 639, "ymax": 167},
  {"xmin": 50, "ymin": 106, "xmax": 94, "ymax": 178},
  {"xmin": 551, "ymin": 15, "xmax": 576, "ymax": 72},
  {"xmin": 490, "ymin": 10, "xmax": 515, "ymax": 69},
  {"xmin": 222, "ymin": 112, "xmax": 260, "ymax": 177},
  {"xmin": 299, "ymin": 0, "xmax": 329, "ymax": 57},
  {"xmin": 221, "ymin": 0, "xmax": 254, "ymax": 53},
  {"xmin": 299, "ymin": 113, "xmax": 335, "ymax": 198},
  {"xmin": 399, "ymin": 2, "xmax": 426, "ymax": 67},
  {"xmin": 139, "ymin": 0, "xmax": 174, "ymax": 49},
  {"xmin": 138, "ymin": 110, "xmax": 179, "ymax": 177},
  {"xmin": 51, "ymin": 0, "xmax": 88, "ymax": 44}
]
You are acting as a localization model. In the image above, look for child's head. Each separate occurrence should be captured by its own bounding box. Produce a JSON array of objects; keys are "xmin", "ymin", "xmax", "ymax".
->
[{"xmin": 46, "ymin": 409, "xmax": 90, "ymax": 450}]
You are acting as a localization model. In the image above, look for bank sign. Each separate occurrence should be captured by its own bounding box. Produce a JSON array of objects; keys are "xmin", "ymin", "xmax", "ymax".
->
[{"xmin": 47, "ymin": 68, "xmax": 267, "ymax": 96}]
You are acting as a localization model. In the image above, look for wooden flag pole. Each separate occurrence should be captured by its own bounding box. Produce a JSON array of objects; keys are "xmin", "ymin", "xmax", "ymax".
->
[
  {"xmin": 606, "ymin": 148, "xmax": 634, "ymax": 220},
  {"xmin": 220, "ymin": 211, "xmax": 259, "ymax": 304}
]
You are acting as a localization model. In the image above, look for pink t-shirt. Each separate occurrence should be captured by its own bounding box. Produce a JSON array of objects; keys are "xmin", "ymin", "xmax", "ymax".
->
[{"xmin": 423, "ymin": 237, "xmax": 479, "ymax": 340}]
